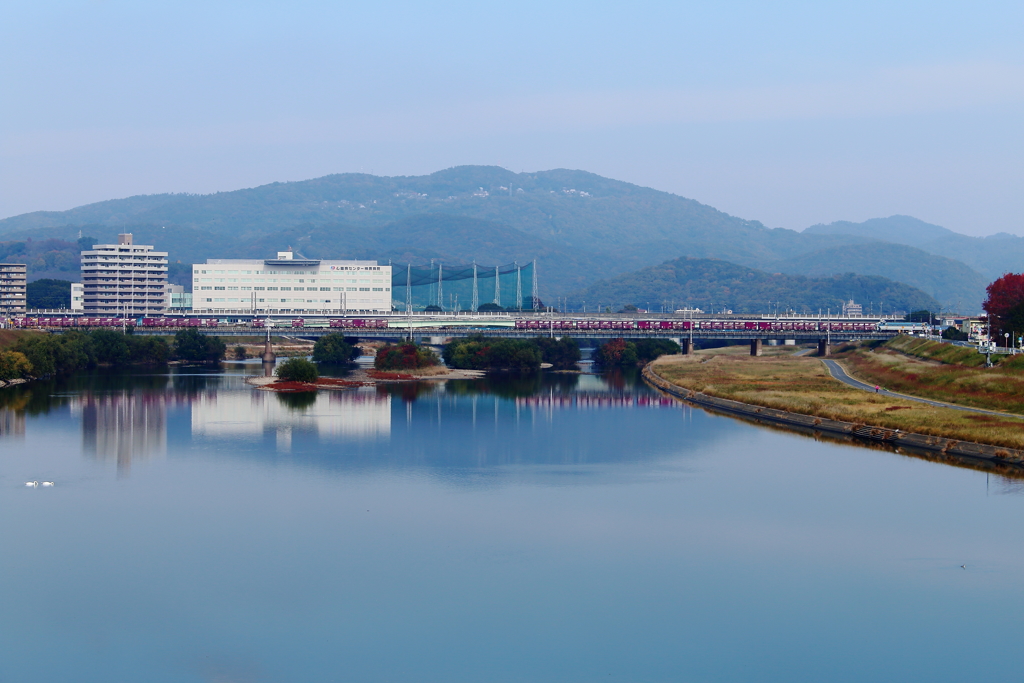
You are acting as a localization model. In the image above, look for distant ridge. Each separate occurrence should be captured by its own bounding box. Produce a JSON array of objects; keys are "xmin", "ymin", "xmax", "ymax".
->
[
  {"xmin": 567, "ymin": 257, "xmax": 939, "ymax": 315},
  {"xmin": 0, "ymin": 167, "xmax": 997, "ymax": 311}
]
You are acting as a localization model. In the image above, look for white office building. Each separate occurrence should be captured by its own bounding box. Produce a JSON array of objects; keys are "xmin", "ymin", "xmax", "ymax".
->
[
  {"xmin": 71, "ymin": 283, "xmax": 84, "ymax": 311},
  {"xmin": 191, "ymin": 251, "xmax": 392, "ymax": 315},
  {"xmin": 81, "ymin": 234, "xmax": 168, "ymax": 315}
]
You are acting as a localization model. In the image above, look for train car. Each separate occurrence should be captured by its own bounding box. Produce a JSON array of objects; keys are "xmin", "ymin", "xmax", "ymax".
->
[
  {"xmin": 204, "ymin": 319, "xmax": 219, "ymax": 328},
  {"xmin": 252, "ymin": 319, "xmax": 265, "ymax": 328},
  {"xmin": 329, "ymin": 319, "xmax": 346, "ymax": 328}
]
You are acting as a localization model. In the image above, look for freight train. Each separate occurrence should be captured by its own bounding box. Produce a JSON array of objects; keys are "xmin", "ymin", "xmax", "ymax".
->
[
  {"xmin": 12, "ymin": 316, "xmax": 887, "ymax": 333},
  {"xmin": 514, "ymin": 319, "xmax": 882, "ymax": 332}
]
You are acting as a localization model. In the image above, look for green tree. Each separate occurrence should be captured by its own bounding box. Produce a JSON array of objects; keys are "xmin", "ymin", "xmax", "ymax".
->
[
  {"xmin": 375, "ymin": 343, "xmax": 439, "ymax": 370},
  {"xmin": 532, "ymin": 336, "xmax": 581, "ymax": 369},
  {"xmin": 174, "ymin": 328, "xmax": 226, "ymax": 363},
  {"xmin": 127, "ymin": 336, "xmax": 170, "ymax": 364},
  {"xmin": 0, "ymin": 351, "xmax": 33, "ymax": 380},
  {"xmin": 633, "ymin": 339, "xmax": 681, "ymax": 364},
  {"xmin": 594, "ymin": 338, "xmax": 639, "ymax": 367},
  {"xmin": 12, "ymin": 335, "xmax": 59, "ymax": 376},
  {"xmin": 276, "ymin": 357, "xmax": 319, "ymax": 382},
  {"xmin": 941, "ymin": 326, "xmax": 969, "ymax": 341},
  {"xmin": 233, "ymin": 345, "xmax": 247, "ymax": 360},
  {"xmin": 26, "ymin": 279, "xmax": 72, "ymax": 309},
  {"xmin": 312, "ymin": 333, "xmax": 359, "ymax": 364},
  {"xmin": 90, "ymin": 329, "xmax": 131, "ymax": 365},
  {"xmin": 443, "ymin": 336, "xmax": 541, "ymax": 371}
]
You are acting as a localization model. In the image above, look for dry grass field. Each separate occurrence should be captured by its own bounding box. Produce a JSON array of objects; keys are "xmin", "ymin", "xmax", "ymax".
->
[
  {"xmin": 652, "ymin": 350, "xmax": 1024, "ymax": 449},
  {"xmin": 838, "ymin": 337, "xmax": 1024, "ymax": 414}
]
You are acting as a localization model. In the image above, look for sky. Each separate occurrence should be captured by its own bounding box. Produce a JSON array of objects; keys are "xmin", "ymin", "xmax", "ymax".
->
[{"xmin": 2, "ymin": 1, "xmax": 1023, "ymax": 236}]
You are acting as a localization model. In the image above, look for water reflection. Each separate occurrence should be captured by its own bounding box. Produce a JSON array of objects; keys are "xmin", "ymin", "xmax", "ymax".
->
[
  {"xmin": 0, "ymin": 407, "xmax": 25, "ymax": 438},
  {"xmin": 75, "ymin": 392, "xmax": 169, "ymax": 476},
  {"xmin": 191, "ymin": 387, "xmax": 391, "ymax": 450}
]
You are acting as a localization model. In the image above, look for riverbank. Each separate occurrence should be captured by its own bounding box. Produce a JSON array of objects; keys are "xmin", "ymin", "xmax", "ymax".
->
[{"xmin": 648, "ymin": 349, "xmax": 1024, "ymax": 452}]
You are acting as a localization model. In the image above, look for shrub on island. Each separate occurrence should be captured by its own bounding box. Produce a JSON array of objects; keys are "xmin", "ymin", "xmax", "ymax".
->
[
  {"xmin": 374, "ymin": 343, "xmax": 439, "ymax": 371},
  {"xmin": 312, "ymin": 333, "xmax": 360, "ymax": 365},
  {"xmin": 442, "ymin": 336, "xmax": 541, "ymax": 371},
  {"xmin": 276, "ymin": 357, "xmax": 319, "ymax": 383}
]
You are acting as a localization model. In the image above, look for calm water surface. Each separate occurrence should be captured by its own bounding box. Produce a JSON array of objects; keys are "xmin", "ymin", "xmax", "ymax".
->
[{"xmin": 2, "ymin": 363, "xmax": 1024, "ymax": 682}]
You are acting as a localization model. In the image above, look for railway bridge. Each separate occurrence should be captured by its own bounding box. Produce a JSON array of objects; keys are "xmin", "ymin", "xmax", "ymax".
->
[{"xmin": 20, "ymin": 313, "xmax": 913, "ymax": 357}]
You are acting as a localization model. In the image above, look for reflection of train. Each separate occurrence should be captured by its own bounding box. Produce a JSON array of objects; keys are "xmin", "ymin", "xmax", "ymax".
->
[{"xmin": 515, "ymin": 319, "xmax": 882, "ymax": 332}]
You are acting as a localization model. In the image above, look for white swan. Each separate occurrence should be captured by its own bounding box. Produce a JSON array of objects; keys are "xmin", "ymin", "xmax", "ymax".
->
[
  {"xmin": 41, "ymin": 481, "xmax": 54, "ymax": 487},
  {"xmin": 25, "ymin": 481, "xmax": 38, "ymax": 487}
]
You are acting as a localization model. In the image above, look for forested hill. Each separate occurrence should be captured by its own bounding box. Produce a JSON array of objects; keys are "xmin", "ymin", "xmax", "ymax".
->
[
  {"xmin": 804, "ymin": 215, "xmax": 1024, "ymax": 283},
  {"xmin": 567, "ymin": 257, "xmax": 939, "ymax": 315},
  {"xmin": 0, "ymin": 166, "xmax": 990, "ymax": 310}
]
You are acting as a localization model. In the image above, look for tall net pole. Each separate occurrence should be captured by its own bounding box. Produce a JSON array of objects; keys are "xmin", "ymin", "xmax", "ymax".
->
[
  {"xmin": 516, "ymin": 263, "xmax": 522, "ymax": 311},
  {"xmin": 472, "ymin": 263, "xmax": 479, "ymax": 312},
  {"xmin": 437, "ymin": 263, "xmax": 443, "ymax": 311},
  {"xmin": 493, "ymin": 265, "xmax": 501, "ymax": 307},
  {"xmin": 532, "ymin": 260, "xmax": 539, "ymax": 310},
  {"xmin": 406, "ymin": 264, "xmax": 412, "ymax": 314}
]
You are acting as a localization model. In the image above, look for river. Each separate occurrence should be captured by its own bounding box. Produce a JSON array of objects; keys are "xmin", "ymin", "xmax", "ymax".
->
[{"xmin": 2, "ymin": 362, "xmax": 1023, "ymax": 682}]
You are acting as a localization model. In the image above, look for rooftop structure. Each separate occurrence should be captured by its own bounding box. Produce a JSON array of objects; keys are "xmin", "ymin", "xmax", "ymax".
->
[
  {"xmin": 0, "ymin": 263, "xmax": 27, "ymax": 315},
  {"xmin": 192, "ymin": 251, "xmax": 392, "ymax": 315},
  {"xmin": 81, "ymin": 234, "xmax": 168, "ymax": 316}
]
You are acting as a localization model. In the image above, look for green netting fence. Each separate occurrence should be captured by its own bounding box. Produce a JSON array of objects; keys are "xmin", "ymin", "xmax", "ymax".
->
[{"xmin": 391, "ymin": 261, "xmax": 538, "ymax": 312}]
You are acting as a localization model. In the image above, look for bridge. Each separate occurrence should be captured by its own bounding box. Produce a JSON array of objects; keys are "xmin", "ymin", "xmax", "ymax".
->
[{"xmin": 119, "ymin": 315, "xmax": 900, "ymax": 356}]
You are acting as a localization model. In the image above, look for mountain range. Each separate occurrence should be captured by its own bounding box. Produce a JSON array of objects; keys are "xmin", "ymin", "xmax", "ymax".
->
[{"xmin": 0, "ymin": 166, "xmax": 1010, "ymax": 313}]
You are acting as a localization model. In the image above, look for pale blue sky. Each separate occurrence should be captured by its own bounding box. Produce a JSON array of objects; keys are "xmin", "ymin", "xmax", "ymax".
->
[{"xmin": 2, "ymin": 1, "xmax": 1023, "ymax": 235}]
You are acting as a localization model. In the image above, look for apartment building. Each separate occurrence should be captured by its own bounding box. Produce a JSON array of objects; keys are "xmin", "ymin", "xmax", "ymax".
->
[
  {"xmin": 81, "ymin": 234, "xmax": 168, "ymax": 316},
  {"xmin": 0, "ymin": 263, "xmax": 27, "ymax": 314},
  {"xmin": 192, "ymin": 251, "xmax": 392, "ymax": 314}
]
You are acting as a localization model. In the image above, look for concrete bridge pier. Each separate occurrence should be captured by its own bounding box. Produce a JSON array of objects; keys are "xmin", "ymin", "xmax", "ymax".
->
[
  {"xmin": 817, "ymin": 339, "xmax": 831, "ymax": 356},
  {"xmin": 680, "ymin": 339, "xmax": 693, "ymax": 355},
  {"xmin": 261, "ymin": 335, "xmax": 276, "ymax": 363},
  {"xmin": 750, "ymin": 339, "xmax": 763, "ymax": 356}
]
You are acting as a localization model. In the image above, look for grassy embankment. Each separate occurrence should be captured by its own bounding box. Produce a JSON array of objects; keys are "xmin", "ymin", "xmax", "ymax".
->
[
  {"xmin": 836, "ymin": 336, "xmax": 1024, "ymax": 414},
  {"xmin": 651, "ymin": 341, "xmax": 1024, "ymax": 449}
]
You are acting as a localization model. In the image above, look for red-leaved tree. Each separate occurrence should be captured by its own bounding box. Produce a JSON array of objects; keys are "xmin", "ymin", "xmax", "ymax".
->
[{"xmin": 983, "ymin": 273, "xmax": 1024, "ymax": 336}]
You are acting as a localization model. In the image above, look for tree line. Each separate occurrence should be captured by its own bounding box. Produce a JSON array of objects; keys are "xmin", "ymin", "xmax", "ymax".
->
[{"xmin": 0, "ymin": 328, "xmax": 226, "ymax": 380}]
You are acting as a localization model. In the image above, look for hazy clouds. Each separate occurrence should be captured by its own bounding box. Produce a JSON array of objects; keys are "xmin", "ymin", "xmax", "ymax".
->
[{"xmin": 2, "ymin": 1, "xmax": 1023, "ymax": 235}]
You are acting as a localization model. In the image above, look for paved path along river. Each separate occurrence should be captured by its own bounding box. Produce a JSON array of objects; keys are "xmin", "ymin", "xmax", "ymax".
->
[{"xmin": 821, "ymin": 358, "xmax": 1024, "ymax": 420}]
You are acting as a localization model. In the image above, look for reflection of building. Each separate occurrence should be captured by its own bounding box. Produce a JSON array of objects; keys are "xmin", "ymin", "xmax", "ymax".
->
[
  {"xmin": 76, "ymin": 392, "xmax": 168, "ymax": 476},
  {"xmin": 0, "ymin": 408, "xmax": 26, "ymax": 438},
  {"xmin": 191, "ymin": 388, "xmax": 390, "ymax": 446}
]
